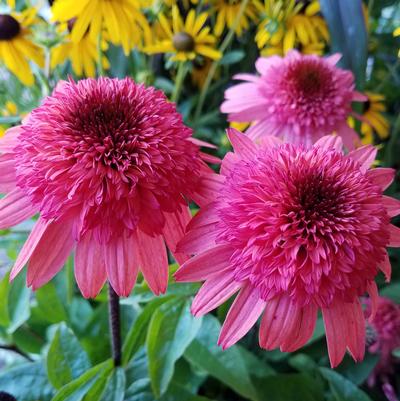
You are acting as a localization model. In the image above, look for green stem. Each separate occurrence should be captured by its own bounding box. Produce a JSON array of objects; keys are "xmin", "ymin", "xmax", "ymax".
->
[
  {"xmin": 194, "ymin": 0, "xmax": 249, "ymax": 123},
  {"xmin": 97, "ymin": 32, "xmax": 104, "ymax": 77},
  {"xmin": 171, "ymin": 62, "xmax": 187, "ymax": 103}
]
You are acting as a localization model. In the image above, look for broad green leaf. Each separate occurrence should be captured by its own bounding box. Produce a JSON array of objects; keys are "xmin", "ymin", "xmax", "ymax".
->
[
  {"xmin": 47, "ymin": 323, "xmax": 91, "ymax": 389},
  {"xmin": 13, "ymin": 325, "xmax": 45, "ymax": 354},
  {"xmin": 146, "ymin": 297, "xmax": 202, "ymax": 397},
  {"xmin": 0, "ymin": 361, "xmax": 54, "ymax": 401},
  {"xmin": 7, "ymin": 270, "xmax": 30, "ymax": 333},
  {"xmin": 159, "ymin": 384, "xmax": 216, "ymax": 401},
  {"xmin": 320, "ymin": 367, "xmax": 373, "ymax": 401},
  {"xmin": 184, "ymin": 315, "xmax": 258, "ymax": 401},
  {"xmin": 36, "ymin": 282, "xmax": 68, "ymax": 323},
  {"xmin": 336, "ymin": 354, "xmax": 379, "ymax": 385},
  {"xmin": 122, "ymin": 295, "xmax": 174, "ymax": 365},
  {"xmin": 254, "ymin": 373, "xmax": 324, "ymax": 401},
  {"xmin": 100, "ymin": 367, "xmax": 126, "ymax": 401},
  {"xmin": 51, "ymin": 360, "xmax": 113, "ymax": 401},
  {"xmin": 238, "ymin": 346, "xmax": 275, "ymax": 378},
  {"xmin": 0, "ymin": 271, "xmax": 10, "ymax": 325},
  {"xmin": 320, "ymin": 0, "xmax": 367, "ymax": 88},
  {"xmin": 220, "ymin": 50, "xmax": 245, "ymax": 66},
  {"xmin": 82, "ymin": 365, "xmax": 114, "ymax": 401}
]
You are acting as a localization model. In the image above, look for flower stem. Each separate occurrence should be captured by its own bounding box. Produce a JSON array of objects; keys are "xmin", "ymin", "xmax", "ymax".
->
[
  {"xmin": 171, "ymin": 62, "xmax": 187, "ymax": 103},
  {"xmin": 97, "ymin": 32, "xmax": 104, "ymax": 77},
  {"xmin": 194, "ymin": 0, "xmax": 249, "ymax": 123},
  {"xmin": 108, "ymin": 284, "xmax": 122, "ymax": 366}
]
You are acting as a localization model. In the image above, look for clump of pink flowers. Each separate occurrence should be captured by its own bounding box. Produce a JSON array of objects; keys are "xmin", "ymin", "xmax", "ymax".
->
[
  {"xmin": 220, "ymin": 51, "xmax": 366, "ymax": 148},
  {"xmin": 0, "ymin": 77, "xmax": 215, "ymax": 298},
  {"xmin": 175, "ymin": 129, "xmax": 400, "ymax": 367}
]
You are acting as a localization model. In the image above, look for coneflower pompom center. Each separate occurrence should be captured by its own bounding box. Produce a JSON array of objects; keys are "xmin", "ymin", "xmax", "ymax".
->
[
  {"xmin": 15, "ymin": 78, "xmax": 202, "ymax": 242},
  {"xmin": 216, "ymin": 144, "xmax": 390, "ymax": 307}
]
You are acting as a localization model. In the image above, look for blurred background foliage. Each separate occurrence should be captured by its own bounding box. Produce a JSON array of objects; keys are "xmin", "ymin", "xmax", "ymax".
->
[{"xmin": 0, "ymin": 0, "xmax": 399, "ymax": 400}]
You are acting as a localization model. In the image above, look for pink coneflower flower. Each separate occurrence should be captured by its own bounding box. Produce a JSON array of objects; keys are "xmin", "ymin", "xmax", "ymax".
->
[
  {"xmin": 175, "ymin": 129, "xmax": 400, "ymax": 368},
  {"xmin": 365, "ymin": 296, "xmax": 400, "ymax": 401},
  {"xmin": 0, "ymin": 77, "xmax": 215, "ymax": 298},
  {"xmin": 220, "ymin": 50, "xmax": 366, "ymax": 148}
]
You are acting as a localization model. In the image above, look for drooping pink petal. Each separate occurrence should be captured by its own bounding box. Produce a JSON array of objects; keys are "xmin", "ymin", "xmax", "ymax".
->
[
  {"xmin": 314, "ymin": 135, "xmax": 343, "ymax": 151},
  {"xmin": 0, "ymin": 153, "xmax": 17, "ymax": 192},
  {"xmin": 336, "ymin": 121, "xmax": 360, "ymax": 150},
  {"xmin": 104, "ymin": 233, "xmax": 139, "ymax": 297},
  {"xmin": 325, "ymin": 53, "xmax": 342, "ymax": 65},
  {"xmin": 189, "ymin": 173, "xmax": 225, "ymax": 207},
  {"xmin": 379, "ymin": 251, "xmax": 391, "ymax": 282},
  {"xmin": 388, "ymin": 224, "xmax": 400, "ymax": 247},
  {"xmin": 27, "ymin": 217, "xmax": 75, "ymax": 290},
  {"xmin": 347, "ymin": 145, "xmax": 377, "ymax": 172},
  {"xmin": 133, "ymin": 229, "xmax": 168, "ymax": 295},
  {"xmin": 191, "ymin": 271, "xmax": 241, "ymax": 316},
  {"xmin": 176, "ymin": 222, "xmax": 218, "ymax": 255},
  {"xmin": 162, "ymin": 207, "xmax": 192, "ymax": 265},
  {"xmin": 75, "ymin": 231, "xmax": 107, "ymax": 298},
  {"xmin": 367, "ymin": 281, "xmax": 379, "ymax": 322},
  {"xmin": 218, "ymin": 285, "xmax": 265, "ymax": 349},
  {"xmin": 352, "ymin": 91, "xmax": 368, "ymax": 102},
  {"xmin": 0, "ymin": 188, "xmax": 37, "ymax": 229},
  {"xmin": 226, "ymin": 128, "xmax": 258, "ymax": 160},
  {"xmin": 174, "ymin": 244, "xmax": 234, "ymax": 282},
  {"xmin": 0, "ymin": 126, "xmax": 22, "ymax": 153},
  {"xmin": 382, "ymin": 196, "xmax": 400, "ymax": 217},
  {"xmin": 345, "ymin": 299, "xmax": 366, "ymax": 363},
  {"xmin": 366, "ymin": 168, "xmax": 395, "ymax": 190},
  {"xmin": 10, "ymin": 217, "xmax": 50, "ymax": 280}
]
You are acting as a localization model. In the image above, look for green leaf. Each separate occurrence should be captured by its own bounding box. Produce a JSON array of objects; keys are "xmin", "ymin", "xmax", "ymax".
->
[
  {"xmin": 36, "ymin": 281, "xmax": 68, "ymax": 323},
  {"xmin": 0, "ymin": 361, "xmax": 54, "ymax": 401},
  {"xmin": 319, "ymin": 367, "xmax": 373, "ymax": 401},
  {"xmin": 159, "ymin": 384, "xmax": 216, "ymax": 401},
  {"xmin": 238, "ymin": 346, "xmax": 275, "ymax": 378},
  {"xmin": 380, "ymin": 282, "xmax": 400, "ymax": 303},
  {"xmin": 7, "ymin": 270, "xmax": 30, "ymax": 333},
  {"xmin": 0, "ymin": 270, "xmax": 10, "ymax": 325},
  {"xmin": 47, "ymin": 323, "xmax": 91, "ymax": 389},
  {"xmin": 254, "ymin": 373, "xmax": 324, "ymax": 401},
  {"xmin": 122, "ymin": 295, "xmax": 174, "ymax": 365},
  {"xmin": 0, "ymin": 116, "xmax": 21, "ymax": 124},
  {"xmin": 336, "ymin": 354, "xmax": 379, "ymax": 385},
  {"xmin": 100, "ymin": 367, "xmax": 126, "ymax": 401},
  {"xmin": 320, "ymin": 0, "xmax": 367, "ymax": 88},
  {"xmin": 220, "ymin": 50, "xmax": 245, "ymax": 65},
  {"xmin": 146, "ymin": 297, "xmax": 202, "ymax": 397},
  {"xmin": 51, "ymin": 360, "xmax": 113, "ymax": 401},
  {"xmin": 184, "ymin": 315, "xmax": 258, "ymax": 401}
]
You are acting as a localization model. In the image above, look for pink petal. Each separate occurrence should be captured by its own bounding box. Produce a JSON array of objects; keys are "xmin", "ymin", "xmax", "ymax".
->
[
  {"xmin": 162, "ymin": 207, "xmax": 192, "ymax": 265},
  {"xmin": 280, "ymin": 303, "xmax": 318, "ymax": 352},
  {"xmin": 382, "ymin": 195, "xmax": 400, "ymax": 217},
  {"xmin": 314, "ymin": 135, "xmax": 343, "ymax": 151},
  {"xmin": 220, "ymin": 152, "xmax": 240, "ymax": 176},
  {"xmin": 75, "ymin": 231, "xmax": 107, "ymax": 298},
  {"xmin": 0, "ymin": 189, "xmax": 37, "ymax": 229},
  {"xmin": 0, "ymin": 126, "xmax": 22, "ymax": 153},
  {"xmin": 379, "ymin": 251, "xmax": 391, "ymax": 282},
  {"xmin": 104, "ymin": 233, "xmax": 139, "ymax": 297},
  {"xmin": 187, "ymin": 137, "xmax": 217, "ymax": 149},
  {"xmin": 366, "ymin": 281, "xmax": 379, "ymax": 322},
  {"xmin": 27, "ymin": 217, "xmax": 75, "ymax": 290},
  {"xmin": 174, "ymin": 244, "xmax": 234, "ymax": 282},
  {"xmin": 336, "ymin": 121, "xmax": 360, "ymax": 150},
  {"xmin": 218, "ymin": 285, "xmax": 265, "ymax": 349},
  {"xmin": 232, "ymin": 73, "xmax": 260, "ymax": 83},
  {"xmin": 0, "ymin": 153, "xmax": 17, "ymax": 192},
  {"xmin": 134, "ymin": 230, "xmax": 168, "ymax": 295},
  {"xmin": 345, "ymin": 299, "xmax": 365, "ymax": 363},
  {"xmin": 10, "ymin": 217, "xmax": 50, "ymax": 280},
  {"xmin": 259, "ymin": 136, "xmax": 283, "ymax": 148},
  {"xmin": 226, "ymin": 128, "xmax": 257, "ymax": 160},
  {"xmin": 176, "ymin": 222, "xmax": 218, "ymax": 255},
  {"xmin": 325, "ymin": 53, "xmax": 342, "ymax": 65},
  {"xmin": 247, "ymin": 119, "xmax": 281, "ymax": 140},
  {"xmin": 186, "ymin": 203, "xmax": 219, "ymax": 232},
  {"xmin": 190, "ymin": 173, "xmax": 224, "ymax": 207},
  {"xmin": 366, "ymin": 168, "xmax": 395, "ymax": 190},
  {"xmin": 191, "ymin": 271, "xmax": 241, "ymax": 316},
  {"xmin": 346, "ymin": 145, "xmax": 377, "ymax": 172},
  {"xmin": 388, "ymin": 224, "xmax": 400, "ymax": 247},
  {"xmin": 200, "ymin": 152, "xmax": 221, "ymax": 165},
  {"xmin": 352, "ymin": 91, "xmax": 368, "ymax": 102},
  {"xmin": 255, "ymin": 55, "xmax": 282, "ymax": 74}
]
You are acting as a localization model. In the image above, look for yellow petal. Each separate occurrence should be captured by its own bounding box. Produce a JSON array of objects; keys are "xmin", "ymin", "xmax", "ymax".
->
[{"xmin": 195, "ymin": 44, "xmax": 221, "ymax": 60}]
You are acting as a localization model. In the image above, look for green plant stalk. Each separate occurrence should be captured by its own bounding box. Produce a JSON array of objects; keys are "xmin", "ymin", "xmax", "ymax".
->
[
  {"xmin": 194, "ymin": 0, "xmax": 250, "ymax": 122},
  {"xmin": 97, "ymin": 32, "xmax": 104, "ymax": 77},
  {"xmin": 171, "ymin": 62, "xmax": 187, "ymax": 103},
  {"xmin": 108, "ymin": 284, "xmax": 122, "ymax": 366}
]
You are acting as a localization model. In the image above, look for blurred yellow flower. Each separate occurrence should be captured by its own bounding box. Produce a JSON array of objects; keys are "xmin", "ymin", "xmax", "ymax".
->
[
  {"xmin": 349, "ymin": 92, "xmax": 390, "ymax": 145},
  {"xmin": 255, "ymin": 0, "xmax": 329, "ymax": 55},
  {"xmin": 144, "ymin": 6, "xmax": 221, "ymax": 62},
  {"xmin": 394, "ymin": 27, "xmax": 400, "ymax": 56},
  {"xmin": 0, "ymin": 101, "xmax": 18, "ymax": 137},
  {"xmin": 51, "ymin": 0, "xmax": 151, "ymax": 55},
  {"xmin": 0, "ymin": 8, "xmax": 44, "ymax": 86},
  {"xmin": 51, "ymin": 22, "xmax": 109, "ymax": 77},
  {"xmin": 211, "ymin": 0, "xmax": 262, "ymax": 37}
]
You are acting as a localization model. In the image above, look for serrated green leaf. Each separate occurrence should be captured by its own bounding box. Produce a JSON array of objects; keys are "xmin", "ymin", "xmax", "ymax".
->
[
  {"xmin": 147, "ymin": 298, "xmax": 202, "ymax": 397},
  {"xmin": 184, "ymin": 315, "xmax": 258, "ymax": 401},
  {"xmin": 320, "ymin": 367, "xmax": 373, "ymax": 401},
  {"xmin": 0, "ymin": 361, "xmax": 54, "ymax": 401},
  {"xmin": 122, "ymin": 295, "xmax": 175, "ymax": 365},
  {"xmin": 51, "ymin": 360, "xmax": 113, "ymax": 401},
  {"xmin": 47, "ymin": 323, "xmax": 91, "ymax": 389},
  {"xmin": 36, "ymin": 282, "xmax": 68, "ymax": 323}
]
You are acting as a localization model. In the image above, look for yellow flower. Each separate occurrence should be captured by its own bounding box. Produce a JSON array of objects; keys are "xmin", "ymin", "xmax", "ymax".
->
[
  {"xmin": 255, "ymin": 0, "xmax": 329, "ymax": 56},
  {"xmin": 0, "ymin": 101, "xmax": 18, "ymax": 137},
  {"xmin": 211, "ymin": 0, "xmax": 262, "ymax": 37},
  {"xmin": 51, "ymin": 0, "xmax": 151, "ymax": 55},
  {"xmin": 349, "ymin": 92, "xmax": 390, "ymax": 145},
  {"xmin": 229, "ymin": 121, "xmax": 250, "ymax": 131},
  {"xmin": 51, "ymin": 22, "xmax": 109, "ymax": 77},
  {"xmin": 144, "ymin": 6, "xmax": 221, "ymax": 62},
  {"xmin": 394, "ymin": 27, "xmax": 400, "ymax": 57},
  {"xmin": 0, "ymin": 8, "xmax": 44, "ymax": 86}
]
